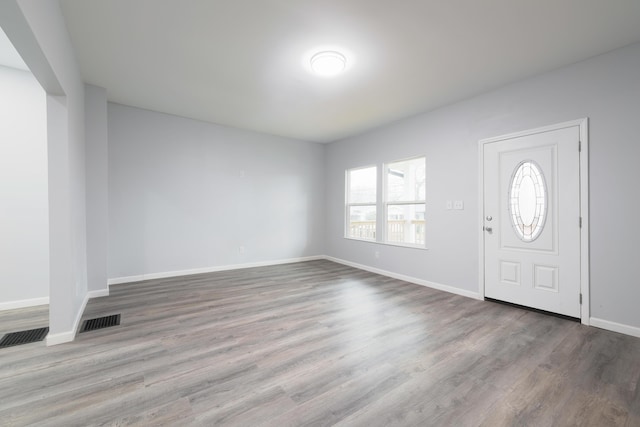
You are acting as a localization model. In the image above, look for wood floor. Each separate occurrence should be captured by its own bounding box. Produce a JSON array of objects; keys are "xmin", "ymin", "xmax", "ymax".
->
[
  {"xmin": 0, "ymin": 304, "xmax": 48, "ymax": 338},
  {"xmin": 1, "ymin": 260, "xmax": 639, "ymax": 426}
]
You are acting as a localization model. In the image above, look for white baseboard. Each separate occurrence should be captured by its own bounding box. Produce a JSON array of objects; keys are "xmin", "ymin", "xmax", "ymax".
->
[
  {"xmin": 590, "ymin": 317, "xmax": 640, "ymax": 339},
  {"xmin": 87, "ymin": 289, "xmax": 109, "ymax": 298},
  {"xmin": 46, "ymin": 292, "xmax": 89, "ymax": 346},
  {"xmin": 324, "ymin": 256, "xmax": 483, "ymax": 301},
  {"xmin": 0, "ymin": 297, "xmax": 49, "ymax": 311},
  {"xmin": 328, "ymin": 256, "xmax": 640, "ymax": 339},
  {"xmin": 38, "ymin": 257, "xmax": 640, "ymax": 344},
  {"xmin": 46, "ymin": 288, "xmax": 109, "ymax": 346},
  {"xmin": 107, "ymin": 255, "xmax": 325, "ymax": 285},
  {"xmin": 45, "ymin": 330, "xmax": 76, "ymax": 346}
]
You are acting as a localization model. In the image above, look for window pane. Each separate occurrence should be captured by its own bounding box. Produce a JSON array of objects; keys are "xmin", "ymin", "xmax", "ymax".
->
[
  {"xmin": 386, "ymin": 204, "xmax": 425, "ymax": 245},
  {"xmin": 348, "ymin": 205, "xmax": 376, "ymax": 240},
  {"xmin": 386, "ymin": 158, "xmax": 425, "ymax": 202},
  {"xmin": 348, "ymin": 166, "xmax": 377, "ymax": 203}
]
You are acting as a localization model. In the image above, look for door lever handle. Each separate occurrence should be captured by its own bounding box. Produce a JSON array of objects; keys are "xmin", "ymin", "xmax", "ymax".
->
[{"xmin": 485, "ymin": 227, "xmax": 493, "ymax": 233}]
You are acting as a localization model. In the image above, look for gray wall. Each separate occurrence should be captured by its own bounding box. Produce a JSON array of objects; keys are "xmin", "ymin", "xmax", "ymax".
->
[
  {"xmin": 85, "ymin": 84, "xmax": 108, "ymax": 293},
  {"xmin": 0, "ymin": 65, "xmax": 48, "ymax": 308},
  {"xmin": 325, "ymin": 42, "xmax": 640, "ymax": 329},
  {"xmin": 1, "ymin": 0, "xmax": 89, "ymax": 339},
  {"xmin": 108, "ymin": 103, "xmax": 325, "ymax": 279}
]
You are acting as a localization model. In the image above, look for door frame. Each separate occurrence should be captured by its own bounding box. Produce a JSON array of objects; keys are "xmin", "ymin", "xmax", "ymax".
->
[{"xmin": 478, "ymin": 119, "xmax": 590, "ymax": 324}]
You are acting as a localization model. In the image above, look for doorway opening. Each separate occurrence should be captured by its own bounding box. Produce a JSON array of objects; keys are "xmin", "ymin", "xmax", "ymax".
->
[{"xmin": 0, "ymin": 25, "xmax": 49, "ymax": 342}]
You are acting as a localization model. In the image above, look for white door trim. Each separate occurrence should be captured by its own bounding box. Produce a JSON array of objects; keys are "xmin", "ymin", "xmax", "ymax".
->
[{"xmin": 478, "ymin": 119, "xmax": 589, "ymax": 324}]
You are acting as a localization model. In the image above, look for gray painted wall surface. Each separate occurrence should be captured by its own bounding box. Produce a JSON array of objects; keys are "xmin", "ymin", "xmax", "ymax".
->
[
  {"xmin": 4, "ymin": 0, "xmax": 89, "ymax": 337},
  {"xmin": 325, "ymin": 42, "xmax": 640, "ymax": 328},
  {"xmin": 0, "ymin": 65, "xmax": 48, "ymax": 306},
  {"xmin": 108, "ymin": 103, "xmax": 325, "ymax": 278},
  {"xmin": 85, "ymin": 84, "xmax": 108, "ymax": 293}
]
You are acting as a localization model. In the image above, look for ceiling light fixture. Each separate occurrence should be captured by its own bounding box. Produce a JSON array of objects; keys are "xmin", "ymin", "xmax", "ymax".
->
[{"xmin": 310, "ymin": 51, "xmax": 347, "ymax": 77}]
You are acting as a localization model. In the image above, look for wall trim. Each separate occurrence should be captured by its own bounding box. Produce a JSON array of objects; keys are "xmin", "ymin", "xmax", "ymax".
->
[
  {"xmin": 590, "ymin": 317, "xmax": 640, "ymax": 339},
  {"xmin": 87, "ymin": 289, "xmax": 109, "ymax": 298},
  {"xmin": 325, "ymin": 257, "xmax": 640, "ymax": 339},
  {"xmin": 108, "ymin": 254, "xmax": 480, "ymax": 301},
  {"xmin": 45, "ymin": 288, "xmax": 109, "ymax": 346},
  {"xmin": 43, "ymin": 258, "xmax": 640, "ymax": 344},
  {"xmin": 324, "ymin": 255, "xmax": 483, "ymax": 301},
  {"xmin": 107, "ymin": 255, "xmax": 325, "ymax": 285},
  {"xmin": 46, "ymin": 292, "xmax": 89, "ymax": 346},
  {"xmin": 0, "ymin": 296, "xmax": 49, "ymax": 311},
  {"xmin": 46, "ymin": 329, "xmax": 76, "ymax": 346}
]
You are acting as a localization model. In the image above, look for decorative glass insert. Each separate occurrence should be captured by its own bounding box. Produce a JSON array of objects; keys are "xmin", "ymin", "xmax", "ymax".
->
[{"xmin": 509, "ymin": 160, "xmax": 547, "ymax": 242}]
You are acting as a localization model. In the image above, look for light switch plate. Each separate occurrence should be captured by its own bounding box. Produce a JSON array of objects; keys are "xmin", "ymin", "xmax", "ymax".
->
[{"xmin": 446, "ymin": 200, "xmax": 453, "ymax": 210}]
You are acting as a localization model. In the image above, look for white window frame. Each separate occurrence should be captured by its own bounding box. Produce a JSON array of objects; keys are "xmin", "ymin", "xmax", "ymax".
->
[
  {"xmin": 383, "ymin": 156, "xmax": 426, "ymax": 249},
  {"xmin": 345, "ymin": 165, "xmax": 377, "ymax": 242}
]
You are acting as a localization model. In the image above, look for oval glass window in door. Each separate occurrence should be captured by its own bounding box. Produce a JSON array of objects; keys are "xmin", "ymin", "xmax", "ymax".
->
[{"xmin": 509, "ymin": 160, "xmax": 547, "ymax": 242}]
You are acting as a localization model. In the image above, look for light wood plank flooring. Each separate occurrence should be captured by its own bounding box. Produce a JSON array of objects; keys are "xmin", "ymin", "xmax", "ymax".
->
[{"xmin": 1, "ymin": 260, "xmax": 639, "ymax": 426}]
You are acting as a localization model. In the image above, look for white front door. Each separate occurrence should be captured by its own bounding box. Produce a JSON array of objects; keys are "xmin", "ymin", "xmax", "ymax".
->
[{"xmin": 483, "ymin": 125, "xmax": 581, "ymax": 317}]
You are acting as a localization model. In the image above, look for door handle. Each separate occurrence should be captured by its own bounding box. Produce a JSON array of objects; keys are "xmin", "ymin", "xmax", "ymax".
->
[{"xmin": 485, "ymin": 227, "xmax": 493, "ymax": 233}]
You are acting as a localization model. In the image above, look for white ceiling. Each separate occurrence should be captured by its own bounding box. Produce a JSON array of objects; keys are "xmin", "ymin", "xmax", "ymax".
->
[
  {"xmin": 59, "ymin": 0, "xmax": 640, "ymax": 143},
  {"xmin": 0, "ymin": 26, "xmax": 28, "ymax": 71}
]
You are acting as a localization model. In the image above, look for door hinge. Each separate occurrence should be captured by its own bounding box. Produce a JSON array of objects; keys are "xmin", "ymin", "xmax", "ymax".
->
[
  {"xmin": 579, "ymin": 140, "xmax": 582, "ymax": 152},
  {"xmin": 579, "ymin": 293, "xmax": 583, "ymax": 305},
  {"xmin": 579, "ymin": 217, "xmax": 582, "ymax": 228}
]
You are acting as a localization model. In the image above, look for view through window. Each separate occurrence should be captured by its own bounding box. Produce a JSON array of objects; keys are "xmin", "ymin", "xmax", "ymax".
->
[
  {"xmin": 385, "ymin": 157, "xmax": 426, "ymax": 246},
  {"xmin": 346, "ymin": 166, "xmax": 377, "ymax": 240},
  {"xmin": 345, "ymin": 156, "xmax": 426, "ymax": 248}
]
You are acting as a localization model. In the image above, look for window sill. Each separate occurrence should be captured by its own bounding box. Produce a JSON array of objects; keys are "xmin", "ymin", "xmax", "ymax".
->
[{"xmin": 343, "ymin": 236, "xmax": 429, "ymax": 251}]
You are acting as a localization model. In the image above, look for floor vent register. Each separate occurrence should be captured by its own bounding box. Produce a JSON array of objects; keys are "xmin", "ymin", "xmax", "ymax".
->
[
  {"xmin": 80, "ymin": 314, "xmax": 121, "ymax": 333},
  {"xmin": 0, "ymin": 327, "xmax": 49, "ymax": 348}
]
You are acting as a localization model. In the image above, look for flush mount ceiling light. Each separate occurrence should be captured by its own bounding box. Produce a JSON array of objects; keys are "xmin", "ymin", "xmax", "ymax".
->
[{"xmin": 310, "ymin": 51, "xmax": 347, "ymax": 77}]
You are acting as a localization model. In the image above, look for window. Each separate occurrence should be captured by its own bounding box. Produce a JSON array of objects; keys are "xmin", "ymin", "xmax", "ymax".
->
[
  {"xmin": 345, "ymin": 157, "xmax": 426, "ymax": 248},
  {"xmin": 346, "ymin": 166, "xmax": 377, "ymax": 240},
  {"xmin": 385, "ymin": 157, "xmax": 426, "ymax": 246}
]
